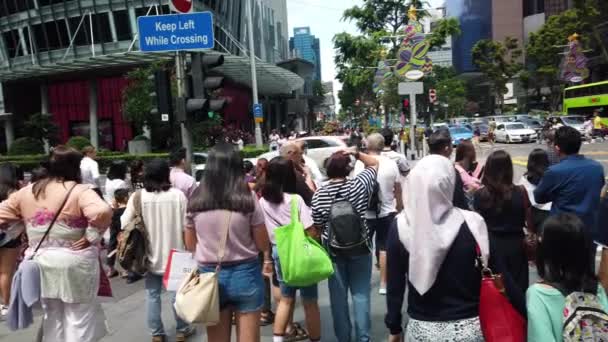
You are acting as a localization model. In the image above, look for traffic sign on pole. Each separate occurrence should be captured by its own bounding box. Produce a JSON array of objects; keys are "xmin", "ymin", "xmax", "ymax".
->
[
  {"xmin": 170, "ymin": 0, "xmax": 193, "ymax": 13},
  {"xmin": 253, "ymin": 103, "xmax": 264, "ymax": 123},
  {"xmin": 138, "ymin": 12, "xmax": 214, "ymax": 52},
  {"xmin": 429, "ymin": 88, "xmax": 437, "ymax": 104}
]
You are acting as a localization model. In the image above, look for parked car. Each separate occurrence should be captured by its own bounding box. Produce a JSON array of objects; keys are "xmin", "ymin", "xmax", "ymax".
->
[
  {"xmin": 432, "ymin": 122, "xmax": 449, "ymax": 131},
  {"xmin": 448, "ymin": 126, "xmax": 474, "ymax": 146},
  {"xmin": 547, "ymin": 115, "xmax": 586, "ymax": 135},
  {"xmin": 192, "ymin": 152, "xmax": 208, "ymax": 181},
  {"xmin": 449, "ymin": 117, "xmax": 472, "ymax": 126},
  {"xmin": 488, "ymin": 115, "xmax": 517, "ymax": 124},
  {"xmin": 256, "ymin": 136, "xmax": 348, "ymax": 173},
  {"xmin": 494, "ymin": 122, "xmax": 538, "ymax": 143},
  {"xmin": 520, "ymin": 117, "xmax": 543, "ymax": 135},
  {"xmin": 472, "ymin": 123, "xmax": 490, "ymax": 141}
]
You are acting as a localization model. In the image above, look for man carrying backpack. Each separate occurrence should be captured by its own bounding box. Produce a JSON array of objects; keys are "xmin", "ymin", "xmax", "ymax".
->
[
  {"xmin": 311, "ymin": 149, "xmax": 379, "ymax": 342},
  {"xmin": 353, "ymin": 133, "xmax": 402, "ymax": 295}
]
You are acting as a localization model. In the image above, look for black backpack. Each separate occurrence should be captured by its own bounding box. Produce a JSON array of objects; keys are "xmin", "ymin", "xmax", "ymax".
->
[{"xmin": 326, "ymin": 182, "xmax": 370, "ymax": 257}]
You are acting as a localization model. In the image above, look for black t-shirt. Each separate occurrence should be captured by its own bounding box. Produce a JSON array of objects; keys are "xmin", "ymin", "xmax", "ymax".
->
[
  {"xmin": 473, "ymin": 187, "xmax": 526, "ymax": 235},
  {"xmin": 453, "ymin": 170, "xmax": 468, "ymax": 210}
]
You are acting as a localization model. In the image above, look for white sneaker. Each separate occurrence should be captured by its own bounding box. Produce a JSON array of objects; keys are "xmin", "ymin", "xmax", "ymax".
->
[
  {"xmin": 0, "ymin": 304, "xmax": 8, "ymax": 318},
  {"xmin": 379, "ymin": 288, "xmax": 387, "ymax": 295}
]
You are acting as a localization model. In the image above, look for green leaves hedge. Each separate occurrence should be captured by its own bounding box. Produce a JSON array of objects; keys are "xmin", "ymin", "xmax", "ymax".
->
[{"xmin": 3, "ymin": 147, "xmax": 269, "ymax": 172}]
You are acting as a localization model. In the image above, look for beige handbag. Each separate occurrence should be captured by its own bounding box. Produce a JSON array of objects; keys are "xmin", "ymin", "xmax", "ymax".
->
[{"xmin": 174, "ymin": 212, "xmax": 232, "ymax": 325}]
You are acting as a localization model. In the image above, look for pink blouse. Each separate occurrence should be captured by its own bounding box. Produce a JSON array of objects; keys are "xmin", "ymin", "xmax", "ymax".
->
[{"xmin": 455, "ymin": 163, "xmax": 482, "ymax": 192}]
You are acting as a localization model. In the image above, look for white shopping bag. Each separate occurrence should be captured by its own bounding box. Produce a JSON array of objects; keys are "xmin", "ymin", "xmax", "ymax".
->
[{"xmin": 162, "ymin": 249, "xmax": 197, "ymax": 291}]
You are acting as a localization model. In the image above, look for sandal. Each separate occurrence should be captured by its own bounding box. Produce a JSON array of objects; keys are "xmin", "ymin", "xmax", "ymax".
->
[
  {"xmin": 284, "ymin": 322, "xmax": 308, "ymax": 342},
  {"xmin": 259, "ymin": 310, "xmax": 275, "ymax": 326}
]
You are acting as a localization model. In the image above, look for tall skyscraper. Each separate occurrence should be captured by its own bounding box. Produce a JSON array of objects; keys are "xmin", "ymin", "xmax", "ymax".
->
[
  {"xmin": 289, "ymin": 27, "xmax": 322, "ymax": 81},
  {"xmin": 446, "ymin": 0, "xmax": 523, "ymax": 73}
]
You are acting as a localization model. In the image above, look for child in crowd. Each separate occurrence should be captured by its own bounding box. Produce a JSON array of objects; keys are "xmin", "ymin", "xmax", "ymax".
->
[
  {"xmin": 106, "ymin": 188, "xmax": 129, "ymax": 278},
  {"xmin": 527, "ymin": 213, "xmax": 608, "ymax": 341}
]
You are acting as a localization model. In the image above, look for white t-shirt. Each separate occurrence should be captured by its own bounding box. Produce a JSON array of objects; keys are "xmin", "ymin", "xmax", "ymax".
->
[
  {"xmin": 516, "ymin": 176, "xmax": 552, "ymax": 211},
  {"xmin": 80, "ymin": 156, "xmax": 100, "ymax": 188},
  {"xmin": 381, "ymin": 148, "xmax": 411, "ymax": 176},
  {"xmin": 120, "ymin": 188, "xmax": 187, "ymax": 274},
  {"xmin": 104, "ymin": 178, "xmax": 129, "ymax": 203},
  {"xmin": 259, "ymin": 193, "xmax": 314, "ymax": 245},
  {"xmin": 354, "ymin": 155, "xmax": 400, "ymax": 219}
]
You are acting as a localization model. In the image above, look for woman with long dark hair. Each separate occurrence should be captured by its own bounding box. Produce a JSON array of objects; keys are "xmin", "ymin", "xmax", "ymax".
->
[
  {"xmin": 454, "ymin": 141, "xmax": 482, "ymax": 193},
  {"xmin": 527, "ymin": 213, "xmax": 608, "ymax": 341},
  {"xmin": 185, "ymin": 143, "xmax": 271, "ymax": 342},
  {"xmin": 517, "ymin": 149, "xmax": 551, "ymax": 230},
  {"xmin": 260, "ymin": 157, "xmax": 321, "ymax": 342},
  {"xmin": 0, "ymin": 163, "xmax": 22, "ymax": 318},
  {"xmin": 0, "ymin": 147, "xmax": 112, "ymax": 340},
  {"xmin": 474, "ymin": 150, "xmax": 531, "ymax": 293},
  {"xmin": 120, "ymin": 159, "xmax": 194, "ymax": 341}
]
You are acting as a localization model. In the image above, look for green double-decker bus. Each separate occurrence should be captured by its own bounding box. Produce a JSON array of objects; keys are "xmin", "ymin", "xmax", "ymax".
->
[{"xmin": 563, "ymin": 81, "xmax": 608, "ymax": 126}]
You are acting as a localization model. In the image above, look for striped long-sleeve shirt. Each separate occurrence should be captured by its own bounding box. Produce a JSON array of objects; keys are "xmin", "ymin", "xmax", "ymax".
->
[{"xmin": 311, "ymin": 167, "xmax": 377, "ymax": 242}]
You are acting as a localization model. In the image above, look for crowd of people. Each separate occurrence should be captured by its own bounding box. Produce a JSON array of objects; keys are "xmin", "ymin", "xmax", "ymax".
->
[{"xmin": 0, "ymin": 123, "xmax": 606, "ymax": 342}]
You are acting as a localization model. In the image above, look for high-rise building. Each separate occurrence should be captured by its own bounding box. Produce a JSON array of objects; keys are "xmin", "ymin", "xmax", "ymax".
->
[
  {"xmin": 0, "ymin": 0, "xmax": 303, "ymax": 152},
  {"xmin": 446, "ymin": 0, "xmax": 523, "ymax": 73},
  {"xmin": 289, "ymin": 27, "xmax": 321, "ymax": 81},
  {"xmin": 544, "ymin": 0, "xmax": 573, "ymax": 17},
  {"xmin": 427, "ymin": 8, "xmax": 453, "ymax": 67}
]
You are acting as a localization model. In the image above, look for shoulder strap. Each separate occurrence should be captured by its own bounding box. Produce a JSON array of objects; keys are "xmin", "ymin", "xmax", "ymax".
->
[
  {"xmin": 216, "ymin": 211, "xmax": 232, "ymax": 270},
  {"xmin": 133, "ymin": 190, "xmax": 143, "ymax": 217},
  {"xmin": 32, "ymin": 183, "xmax": 78, "ymax": 256},
  {"xmin": 290, "ymin": 195, "xmax": 300, "ymax": 225}
]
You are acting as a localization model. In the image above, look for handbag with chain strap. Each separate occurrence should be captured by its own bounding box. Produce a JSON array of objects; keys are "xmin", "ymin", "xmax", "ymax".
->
[{"xmin": 174, "ymin": 211, "xmax": 232, "ymax": 325}]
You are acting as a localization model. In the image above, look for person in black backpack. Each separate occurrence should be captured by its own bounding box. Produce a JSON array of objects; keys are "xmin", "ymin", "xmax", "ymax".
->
[{"xmin": 311, "ymin": 150, "xmax": 378, "ymax": 342}]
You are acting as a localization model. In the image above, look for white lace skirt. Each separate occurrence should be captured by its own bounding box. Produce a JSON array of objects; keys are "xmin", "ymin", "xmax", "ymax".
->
[{"xmin": 405, "ymin": 317, "xmax": 484, "ymax": 342}]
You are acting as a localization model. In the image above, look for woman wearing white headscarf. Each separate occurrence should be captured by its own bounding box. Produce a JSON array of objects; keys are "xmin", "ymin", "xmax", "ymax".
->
[{"xmin": 384, "ymin": 155, "xmax": 524, "ymax": 342}]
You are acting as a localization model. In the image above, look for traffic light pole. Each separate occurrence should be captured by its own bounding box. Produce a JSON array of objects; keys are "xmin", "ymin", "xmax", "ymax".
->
[
  {"xmin": 247, "ymin": 0, "xmax": 263, "ymax": 148},
  {"xmin": 176, "ymin": 51, "xmax": 193, "ymax": 166}
]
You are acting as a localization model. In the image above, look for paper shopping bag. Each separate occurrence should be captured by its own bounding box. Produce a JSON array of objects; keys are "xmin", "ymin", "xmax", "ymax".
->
[{"xmin": 163, "ymin": 249, "xmax": 197, "ymax": 291}]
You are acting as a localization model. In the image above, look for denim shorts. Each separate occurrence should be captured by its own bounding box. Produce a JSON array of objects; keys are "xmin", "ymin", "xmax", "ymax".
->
[
  {"xmin": 199, "ymin": 258, "xmax": 264, "ymax": 313},
  {"xmin": 272, "ymin": 247, "xmax": 318, "ymax": 301}
]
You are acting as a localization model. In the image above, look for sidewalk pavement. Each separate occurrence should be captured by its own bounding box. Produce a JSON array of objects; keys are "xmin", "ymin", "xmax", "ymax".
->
[{"xmin": 1, "ymin": 267, "xmax": 392, "ymax": 342}]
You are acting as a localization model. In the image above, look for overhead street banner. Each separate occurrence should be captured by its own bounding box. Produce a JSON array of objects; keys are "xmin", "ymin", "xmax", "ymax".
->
[{"xmin": 138, "ymin": 12, "xmax": 214, "ymax": 52}]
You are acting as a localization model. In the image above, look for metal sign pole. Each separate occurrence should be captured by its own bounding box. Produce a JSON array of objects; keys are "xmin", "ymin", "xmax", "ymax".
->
[
  {"xmin": 176, "ymin": 51, "xmax": 192, "ymax": 166},
  {"xmin": 247, "ymin": 0, "xmax": 263, "ymax": 148},
  {"xmin": 409, "ymin": 93, "xmax": 417, "ymax": 160}
]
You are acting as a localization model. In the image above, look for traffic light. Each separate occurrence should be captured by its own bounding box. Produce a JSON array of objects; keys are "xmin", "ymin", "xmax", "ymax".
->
[
  {"xmin": 149, "ymin": 69, "xmax": 173, "ymax": 121},
  {"xmin": 402, "ymin": 95, "xmax": 410, "ymax": 114},
  {"xmin": 177, "ymin": 52, "xmax": 228, "ymax": 122}
]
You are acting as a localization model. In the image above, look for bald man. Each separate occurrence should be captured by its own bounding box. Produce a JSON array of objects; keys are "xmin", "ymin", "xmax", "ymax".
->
[{"xmin": 279, "ymin": 141, "xmax": 316, "ymax": 205}]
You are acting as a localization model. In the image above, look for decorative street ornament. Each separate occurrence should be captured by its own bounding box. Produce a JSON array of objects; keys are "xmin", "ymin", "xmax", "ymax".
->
[
  {"xmin": 560, "ymin": 33, "xmax": 589, "ymax": 83},
  {"xmin": 373, "ymin": 60, "xmax": 393, "ymax": 93},
  {"xmin": 395, "ymin": 5, "xmax": 433, "ymax": 78},
  {"xmin": 372, "ymin": 4, "xmax": 433, "ymax": 93}
]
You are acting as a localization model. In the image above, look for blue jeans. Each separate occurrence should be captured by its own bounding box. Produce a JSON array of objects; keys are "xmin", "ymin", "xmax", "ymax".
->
[
  {"xmin": 199, "ymin": 259, "xmax": 264, "ymax": 313},
  {"xmin": 327, "ymin": 253, "xmax": 372, "ymax": 342},
  {"xmin": 145, "ymin": 273, "xmax": 189, "ymax": 337}
]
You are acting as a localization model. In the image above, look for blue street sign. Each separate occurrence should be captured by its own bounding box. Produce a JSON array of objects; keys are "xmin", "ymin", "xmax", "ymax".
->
[
  {"xmin": 253, "ymin": 104, "xmax": 263, "ymax": 123},
  {"xmin": 138, "ymin": 12, "xmax": 214, "ymax": 52}
]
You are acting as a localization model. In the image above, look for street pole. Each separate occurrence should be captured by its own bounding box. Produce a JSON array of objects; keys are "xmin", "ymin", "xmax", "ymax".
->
[
  {"xmin": 409, "ymin": 93, "xmax": 417, "ymax": 161},
  {"xmin": 176, "ymin": 51, "xmax": 192, "ymax": 166},
  {"xmin": 247, "ymin": 0, "xmax": 263, "ymax": 148}
]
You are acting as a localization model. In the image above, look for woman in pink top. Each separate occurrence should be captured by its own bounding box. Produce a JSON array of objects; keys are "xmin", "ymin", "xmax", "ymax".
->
[
  {"xmin": 259, "ymin": 157, "xmax": 321, "ymax": 342},
  {"xmin": 185, "ymin": 143, "xmax": 271, "ymax": 342},
  {"xmin": 0, "ymin": 146, "xmax": 112, "ymax": 342},
  {"xmin": 455, "ymin": 141, "xmax": 483, "ymax": 193}
]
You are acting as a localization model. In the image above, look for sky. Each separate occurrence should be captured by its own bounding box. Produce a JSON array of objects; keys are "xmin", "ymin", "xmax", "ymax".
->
[{"xmin": 286, "ymin": 0, "xmax": 445, "ymax": 112}]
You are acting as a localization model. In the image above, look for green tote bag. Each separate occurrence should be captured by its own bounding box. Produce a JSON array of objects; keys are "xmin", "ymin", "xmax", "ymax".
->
[{"xmin": 275, "ymin": 197, "xmax": 334, "ymax": 287}]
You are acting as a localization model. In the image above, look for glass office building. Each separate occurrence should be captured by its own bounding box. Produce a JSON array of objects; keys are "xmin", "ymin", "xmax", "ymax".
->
[
  {"xmin": 446, "ymin": 0, "xmax": 492, "ymax": 74},
  {"xmin": 289, "ymin": 27, "xmax": 321, "ymax": 81},
  {"xmin": 0, "ymin": 0, "xmax": 301, "ymax": 151}
]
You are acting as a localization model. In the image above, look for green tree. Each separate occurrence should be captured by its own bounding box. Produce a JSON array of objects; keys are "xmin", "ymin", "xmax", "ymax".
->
[
  {"xmin": 427, "ymin": 17, "xmax": 461, "ymax": 49},
  {"xmin": 122, "ymin": 66, "xmax": 154, "ymax": 134},
  {"xmin": 23, "ymin": 113, "xmax": 60, "ymax": 145},
  {"xmin": 526, "ymin": 8, "xmax": 597, "ymax": 111},
  {"xmin": 472, "ymin": 37, "xmax": 523, "ymax": 111}
]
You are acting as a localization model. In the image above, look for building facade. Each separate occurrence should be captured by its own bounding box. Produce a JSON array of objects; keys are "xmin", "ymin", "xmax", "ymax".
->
[
  {"xmin": 289, "ymin": 27, "xmax": 321, "ymax": 81},
  {"xmin": 446, "ymin": 0, "xmax": 492, "ymax": 73},
  {"xmin": 427, "ymin": 8, "xmax": 453, "ymax": 67},
  {"xmin": 0, "ymin": 0, "xmax": 301, "ymax": 151}
]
